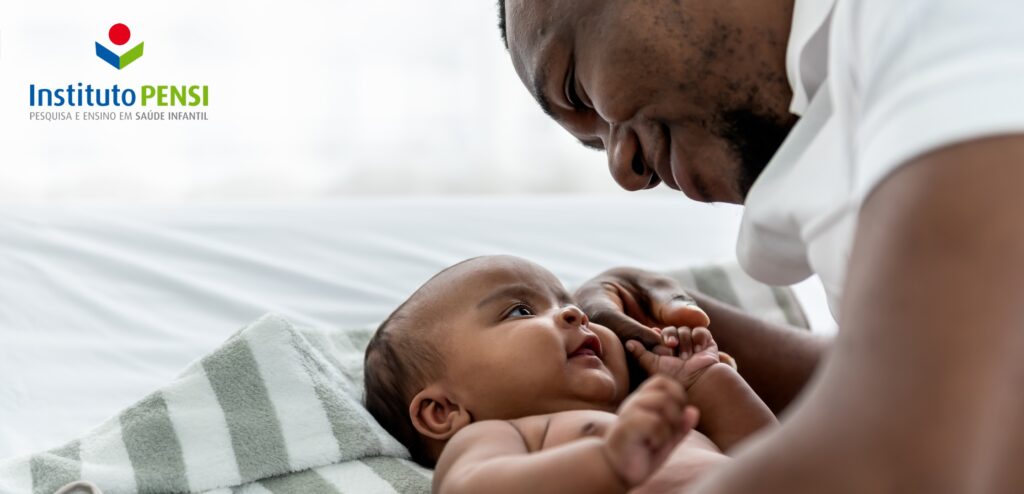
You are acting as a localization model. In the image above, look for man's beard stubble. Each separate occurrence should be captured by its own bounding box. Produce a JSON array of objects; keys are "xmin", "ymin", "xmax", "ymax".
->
[{"xmin": 719, "ymin": 108, "xmax": 798, "ymax": 200}]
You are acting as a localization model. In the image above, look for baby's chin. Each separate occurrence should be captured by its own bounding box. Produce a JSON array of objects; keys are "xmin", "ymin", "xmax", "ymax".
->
[{"xmin": 564, "ymin": 365, "xmax": 622, "ymax": 409}]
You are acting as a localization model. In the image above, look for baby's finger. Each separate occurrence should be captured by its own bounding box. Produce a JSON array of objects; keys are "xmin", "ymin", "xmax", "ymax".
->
[
  {"xmin": 719, "ymin": 351, "xmax": 737, "ymax": 370},
  {"xmin": 656, "ymin": 396, "xmax": 684, "ymax": 433},
  {"xmin": 684, "ymin": 405, "xmax": 700, "ymax": 430},
  {"xmin": 672, "ymin": 406, "xmax": 701, "ymax": 443},
  {"xmin": 692, "ymin": 327, "xmax": 713, "ymax": 354},
  {"xmin": 632, "ymin": 410, "xmax": 673, "ymax": 450},
  {"xmin": 660, "ymin": 376, "xmax": 688, "ymax": 404},
  {"xmin": 626, "ymin": 340, "xmax": 661, "ymax": 375},
  {"xmin": 661, "ymin": 326, "xmax": 679, "ymax": 348},
  {"xmin": 677, "ymin": 326, "xmax": 693, "ymax": 359},
  {"xmin": 640, "ymin": 375, "xmax": 687, "ymax": 405}
]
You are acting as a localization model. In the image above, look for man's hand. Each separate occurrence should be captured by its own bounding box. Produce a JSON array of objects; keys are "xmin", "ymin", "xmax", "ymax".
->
[
  {"xmin": 626, "ymin": 326, "xmax": 721, "ymax": 388},
  {"xmin": 604, "ymin": 375, "xmax": 700, "ymax": 487},
  {"xmin": 577, "ymin": 267, "xmax": 825, "ymax": 414},
  {"xmin": 575, "ymin": 268, "xmax": 711, "ymax": 348}
]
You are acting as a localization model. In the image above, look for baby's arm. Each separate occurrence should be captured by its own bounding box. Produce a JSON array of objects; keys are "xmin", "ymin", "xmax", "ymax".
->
[
  {"xmin": 627, "ymin": 327, "xmax": 777, "ymax": 453},
  {"xmin": 684, "ymin": 361, "xmax": 777, "ymax": 452},
  {"xmin": 433, "ymin": 376, "xmax": 698, "ymax": 494}
]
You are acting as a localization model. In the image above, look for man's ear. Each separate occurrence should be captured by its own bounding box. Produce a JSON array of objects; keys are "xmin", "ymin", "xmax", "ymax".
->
[{"xmin": 409, "ymin": 383, "xmax": 472, "ymax": 440}]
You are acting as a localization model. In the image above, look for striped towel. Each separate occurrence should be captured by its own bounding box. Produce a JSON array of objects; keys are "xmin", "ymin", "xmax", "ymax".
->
[
  {"xmin": 0, "ymin": 262, "xmax": 807, "ymax": 494},
  {"xmin": 0, "ymin": 314, "xmax": 432, "ymax": 494}
]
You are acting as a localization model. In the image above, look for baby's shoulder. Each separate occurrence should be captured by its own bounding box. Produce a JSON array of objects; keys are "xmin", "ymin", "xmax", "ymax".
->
[
  {"xmin": 446, "ymin": 419, "xmax": 524, "ymax": 448},
  {"xmin": 435, "ymin": 420, "xmax": 528, "ymax": 483}
]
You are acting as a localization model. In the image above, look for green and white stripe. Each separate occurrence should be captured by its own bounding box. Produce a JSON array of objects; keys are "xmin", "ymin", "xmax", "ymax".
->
[
  {"xmin": 29, "ymin": 441, "xmax": 80, "ymax": 494},
  {"xmin": 245, "ymin": 328, "xmax": 341, "ymax": 471},
  {"xmin": 0, "ymin": 314, "xmax": 420, "ymax": 494},
  {"xmin": 79, "ymin": 419, "xmax": 137, "ymax": 492},
  {"xmin": 162, "ymin": 366, "xmax": 241, "ymax": 491},
  {"xmin": 203, "ymin": 336, "xmax": 291, "ymax": 482}
]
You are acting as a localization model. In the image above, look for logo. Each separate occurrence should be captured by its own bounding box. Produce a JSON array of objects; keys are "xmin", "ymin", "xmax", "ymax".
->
[
  {"xmin": 28, "ymin": 22, "xmax": 212, "ymax": 122},
  {"xmin": 95, "ymin": 23, "xmax": 144, "ymax": 70}
]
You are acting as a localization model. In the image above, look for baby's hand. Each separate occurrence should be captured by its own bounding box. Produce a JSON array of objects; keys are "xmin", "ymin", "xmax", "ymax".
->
[
  {"xmin": 626, "ymin": 326, "xmax": 721, "ymax": 389},
  {"xmin": 603, "ymin": 375, "xmax": 699, "ymax": 488}
]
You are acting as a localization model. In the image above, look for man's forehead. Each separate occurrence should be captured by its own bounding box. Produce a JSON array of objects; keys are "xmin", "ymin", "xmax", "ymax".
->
[{"xmin": 505, "ymin": 0, "xmax": 558, "ymax": 86}]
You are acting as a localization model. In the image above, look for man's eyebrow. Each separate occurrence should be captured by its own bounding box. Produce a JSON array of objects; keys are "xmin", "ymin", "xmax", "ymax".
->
[
  {"xmin": 530, "ymin": 59, "xmax": 601, "ymax": 149},
  {"xmin": 476, "ymin": 283, "xmax": 539, "ymax": 309},
  {"xmin": 578, "ymin": 138, "xmax": 604, "ymax": 151}
]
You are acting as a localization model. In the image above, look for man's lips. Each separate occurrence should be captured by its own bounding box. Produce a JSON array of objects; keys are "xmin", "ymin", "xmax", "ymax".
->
[
  {"xmin": 649, "ymin": 123, "xmax": 680, "ymax": 192},
  {"xmin": 653, "ymin": 160, "xmax": 679, "ymax": 191},
  {"xmin": 672, "ymin": 159, "xmax": 705, "ymax": 202},
  {"xmin": 655, "ymin": 124, "xmax": 704, "ymax": 201}
]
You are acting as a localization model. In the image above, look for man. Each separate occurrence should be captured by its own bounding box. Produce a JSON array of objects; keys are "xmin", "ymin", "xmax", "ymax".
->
[{"xmin": 498, "ymin": 0, "xmax": 1024, "ymax": 491}]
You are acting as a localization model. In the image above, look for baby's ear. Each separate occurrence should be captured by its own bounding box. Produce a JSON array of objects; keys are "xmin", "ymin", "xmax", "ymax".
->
[{"xmin": 409, "ymin": 384, "xmax": 471, "ymax": 440}]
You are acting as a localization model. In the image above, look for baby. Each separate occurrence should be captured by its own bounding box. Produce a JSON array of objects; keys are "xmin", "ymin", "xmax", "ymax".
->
[{"xmin": 363, "ymin": 255, "xmax": 777, "ymax": 493}]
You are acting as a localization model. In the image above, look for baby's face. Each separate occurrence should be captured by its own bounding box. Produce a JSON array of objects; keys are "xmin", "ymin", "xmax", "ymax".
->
[{"xmin": 430, "ymin": 256, "xmax": 630, "ymax": 421}]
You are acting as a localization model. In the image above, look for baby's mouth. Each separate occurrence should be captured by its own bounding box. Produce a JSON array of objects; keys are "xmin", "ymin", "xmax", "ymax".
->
[{"xmin": 568, "ymin": 334, "xmax": 604, "ymax": 361}]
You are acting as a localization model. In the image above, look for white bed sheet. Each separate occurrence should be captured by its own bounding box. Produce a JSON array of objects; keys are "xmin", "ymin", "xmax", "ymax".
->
[{"xmin": 0, "ymin": 195, "xmax": 834, "ymax": 461}]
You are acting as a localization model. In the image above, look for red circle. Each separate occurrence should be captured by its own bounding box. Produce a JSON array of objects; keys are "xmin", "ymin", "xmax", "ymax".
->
[{"xmin": 108, "ymin": 23, "xmax": 131, "ymax": 46}]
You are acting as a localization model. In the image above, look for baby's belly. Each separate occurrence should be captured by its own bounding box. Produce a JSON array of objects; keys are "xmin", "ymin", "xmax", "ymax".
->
[{"xmin": 631, "ymin": 431, "xmax": 728, "ymax": 494}]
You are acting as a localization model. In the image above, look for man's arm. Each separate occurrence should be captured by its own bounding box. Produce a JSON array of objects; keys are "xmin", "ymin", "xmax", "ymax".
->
[
  {"xmin": 691, "ymin": 135, "xmax": 1024, "ymax": 492},
  {"xmin": 575, "ymin": 268, "xmax": 829, "ymax": 414}
]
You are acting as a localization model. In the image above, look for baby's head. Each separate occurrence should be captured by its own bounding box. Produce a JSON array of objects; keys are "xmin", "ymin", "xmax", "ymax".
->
[{"xmin": 363, "ymin": 255, "xmax": 630, "ymax": 466}]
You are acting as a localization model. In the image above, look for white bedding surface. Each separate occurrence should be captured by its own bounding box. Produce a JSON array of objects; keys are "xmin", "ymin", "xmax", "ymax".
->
[{"xmin": 0, "ymin": 195, "xmax": 834, "ymax": 461}]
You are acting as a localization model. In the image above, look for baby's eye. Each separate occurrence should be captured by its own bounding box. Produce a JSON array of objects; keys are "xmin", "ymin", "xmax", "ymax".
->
[{"xmin": 507, "ymin": 304, "xmax": 534, "ymax": 318}]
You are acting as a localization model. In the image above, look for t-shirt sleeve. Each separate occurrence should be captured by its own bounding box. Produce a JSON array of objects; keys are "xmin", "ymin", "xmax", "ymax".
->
[{"xmin": 849, "ymin": 0, "xmax": 1024, "ymax": 200}]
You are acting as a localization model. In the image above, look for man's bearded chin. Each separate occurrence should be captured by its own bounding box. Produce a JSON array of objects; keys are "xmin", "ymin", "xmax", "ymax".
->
[{"xmin": 719, "ymin": 108, "xmax": 798, "ymax": 200}]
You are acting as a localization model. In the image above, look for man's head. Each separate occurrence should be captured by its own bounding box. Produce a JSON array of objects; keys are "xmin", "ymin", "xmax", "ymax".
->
[
  {"xmin": 363, "ymin": 255, "xmax": 630, "ymax": 466},
  {"xmin": 499, "ymin": 0, "xmax": 798, "ymax": 203}
]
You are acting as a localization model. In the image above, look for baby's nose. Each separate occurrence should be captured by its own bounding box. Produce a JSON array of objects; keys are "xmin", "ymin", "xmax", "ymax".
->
[{"xmin": 559, "ymin": 305, "xmax": 589, "ymax": 328}]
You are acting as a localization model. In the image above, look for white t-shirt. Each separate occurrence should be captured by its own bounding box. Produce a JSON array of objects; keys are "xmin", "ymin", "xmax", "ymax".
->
[{"xmin": 737, "ymin": 0, "xmax": 1024, "ymax": 320}]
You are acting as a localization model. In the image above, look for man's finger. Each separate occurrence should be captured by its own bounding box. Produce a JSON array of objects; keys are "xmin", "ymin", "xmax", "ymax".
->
[
  {"xmin": 594, "ymin": 309, "xmax": 663, "ymax": 348},
  {"xmin": 643, "ymin": 277, "xmax": 711, "ymax": 328},
  {"xmin": 657, "ymin": 298, "xmax": 711, "ymax": 329}
]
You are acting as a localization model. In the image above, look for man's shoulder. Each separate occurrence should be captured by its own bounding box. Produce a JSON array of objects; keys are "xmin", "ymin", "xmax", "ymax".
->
[{"xmin": 836, "ymin": 0, "xmax": 1020, "ymax": 58}]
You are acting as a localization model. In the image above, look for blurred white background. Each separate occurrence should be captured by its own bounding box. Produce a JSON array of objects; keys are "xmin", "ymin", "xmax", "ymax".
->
[{"xmin": 0, "ymin": 0, "xmax": 645, "ymax": 199}]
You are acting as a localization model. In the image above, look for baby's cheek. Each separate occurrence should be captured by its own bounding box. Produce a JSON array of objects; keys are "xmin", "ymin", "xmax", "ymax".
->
[{"xmin": 600, "ymin": 337, "xmax": 631, "ymax": 401}]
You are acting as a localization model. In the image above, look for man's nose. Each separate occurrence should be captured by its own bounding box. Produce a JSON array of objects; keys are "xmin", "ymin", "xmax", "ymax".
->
[
  {"xmin": 558, "ymin": 305, "xmax": 589, "ymax": 329},
  {"xmin": 606, "ymin": 123, "xmax": 656, "ymax": 191}
]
